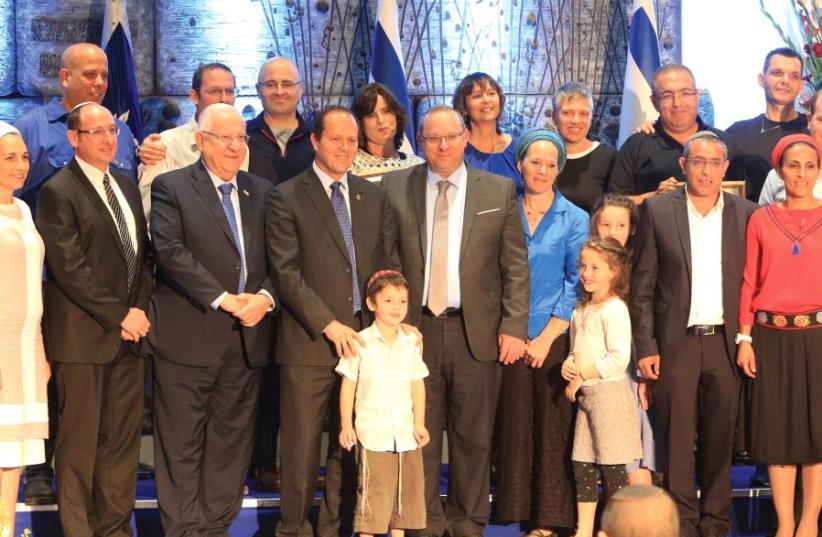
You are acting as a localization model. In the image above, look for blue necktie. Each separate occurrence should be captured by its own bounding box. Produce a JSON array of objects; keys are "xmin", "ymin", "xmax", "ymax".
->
[
  {"xmin": 330, "ymin": 181, "xmax": 361, "ymax": 312},
  {"xmin": 218, "ymin": 183, "xmax": 246, "ymax": 293}
]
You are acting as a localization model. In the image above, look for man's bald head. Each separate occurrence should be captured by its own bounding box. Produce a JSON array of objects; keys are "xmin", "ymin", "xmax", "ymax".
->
[
  {"xmin": 598, "ymin": 485, "xmax": 679, "ymax": 537},
  {"xmin": 256, "ymin": 57, "xmax": 303, "ymax": 119},
  {"xmin": 59, "ymin": 43, "xmax": 109, "ymax": 109}
]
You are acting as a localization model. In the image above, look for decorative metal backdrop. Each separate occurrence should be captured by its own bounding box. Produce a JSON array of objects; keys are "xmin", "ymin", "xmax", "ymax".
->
[{"xmin": 1, "ymin": 0, "xmax": 681, "ymax": 146}]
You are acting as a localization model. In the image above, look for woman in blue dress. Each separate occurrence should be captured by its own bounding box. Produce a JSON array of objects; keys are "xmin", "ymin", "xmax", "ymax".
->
[
  {"xmin": 494, "ymin": 128, "xmax": 588, "ymax": 536},
  {"xmin": 452, "ymin": 72, "xmax": 522, "ymax": 192}
]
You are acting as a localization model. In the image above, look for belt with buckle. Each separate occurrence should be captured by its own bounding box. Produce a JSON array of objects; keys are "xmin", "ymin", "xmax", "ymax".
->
[
  {"xmin": 686, "ymin": 324, "xmax": 723, "ymax": 336},
  {"xmin": 422, "ymin": 307, "xmax": 462, "ymax": 318}
]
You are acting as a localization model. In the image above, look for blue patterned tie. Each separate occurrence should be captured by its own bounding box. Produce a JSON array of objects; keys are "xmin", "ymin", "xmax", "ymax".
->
[
  {"xmin": 218, "ymin": 183, "xmax": 246, "ymax": 293},
  {"xmin": 330, "ymin": 181, "xmax": 361, "ymax": 312}
]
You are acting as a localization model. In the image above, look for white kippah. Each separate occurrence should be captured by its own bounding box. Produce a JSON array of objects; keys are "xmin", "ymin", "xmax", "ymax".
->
[{"xmin": 0, "ymin": 120, "xmax": 20, "ymax": 139}]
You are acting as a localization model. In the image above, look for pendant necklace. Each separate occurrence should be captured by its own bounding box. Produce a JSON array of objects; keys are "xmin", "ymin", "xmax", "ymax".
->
[{"xmin": 766, "ymin": 204, "xmax": 822, "ymax": 255}]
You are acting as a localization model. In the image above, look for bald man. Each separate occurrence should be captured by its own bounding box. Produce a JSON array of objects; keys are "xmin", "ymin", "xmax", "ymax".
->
[
  {"xmin": 35, "ymin": 102, "xmax": 152, "ymax": 536},
  {"xmin": 149, "ymin": 103, "xmax": 277, "ymax": 536},
  {"xmin": 247, "ymin": 56, "xmax": 314, "ymax": 184},
  {"xmin": 599, "ymin": 485, "xmax": 680, "ymax": 537},
  {"xmin": 246, "ymin": 56, "xmax": 315, "ymax": 493},
  {"xmin": 13, "ymin": 42, "xmax": 138, "ymax": 505}
]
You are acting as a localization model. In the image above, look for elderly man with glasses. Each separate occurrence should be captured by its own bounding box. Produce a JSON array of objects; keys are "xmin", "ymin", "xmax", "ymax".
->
[
  {"xmin": 609, "ymin": 64, "xmax": 742, "ymax": 206},
  {"xmin": 148, "ymin": 103, "xmax": 278, "ymax": 537},
  {"xmin": 137, "ymin": 62, "xmax": 247, "ymax": 219}
]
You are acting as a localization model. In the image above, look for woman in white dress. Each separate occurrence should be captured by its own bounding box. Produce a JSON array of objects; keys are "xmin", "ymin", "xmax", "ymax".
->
[{"xmin": 0, "ymin": 121, "xmax": 49, "ymax": 535}]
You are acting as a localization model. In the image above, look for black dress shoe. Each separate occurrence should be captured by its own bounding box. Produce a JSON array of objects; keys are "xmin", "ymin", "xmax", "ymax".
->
[
  {"xmin": 255, "ymin": 468, "xmax": 282, "ymax": 492},
  {"xmin": 23, "ymin": 477, "xmax": 56, "ymax": 506}
]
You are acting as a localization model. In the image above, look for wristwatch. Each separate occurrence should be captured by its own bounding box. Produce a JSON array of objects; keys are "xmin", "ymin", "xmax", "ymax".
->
[{"xmin": 735, "ymin": 333, "xmax": 753, "ymax": 345}]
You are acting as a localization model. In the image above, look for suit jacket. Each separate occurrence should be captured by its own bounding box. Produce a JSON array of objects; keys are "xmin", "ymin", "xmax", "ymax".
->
[
  {"xmin": 36, "ymin": 158, "xmax": 153, "ymax": 364},
  {"xmin": 148, "ymin": 160, "xmax": 276, "ymax": 368},
  {"xmin": 382, "ymin": 163, "xmax": 530, "ymax": 362},
  {"xmin": 266, "ymin": 167, "xmax": 399, "ymax": 366},
  {"xmin": 630, "ymin": 187, "xmax": 757, "ymax": 367}
]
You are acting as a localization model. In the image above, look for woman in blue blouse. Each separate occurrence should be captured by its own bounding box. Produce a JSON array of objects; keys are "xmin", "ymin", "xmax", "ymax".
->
[
  {"xmin": 452, "ymin": 72, "xmax": 522, "ymax": 192},
  {"xmin": 494, "ymin": 128, "xmax": 588, "ymax": 536}
]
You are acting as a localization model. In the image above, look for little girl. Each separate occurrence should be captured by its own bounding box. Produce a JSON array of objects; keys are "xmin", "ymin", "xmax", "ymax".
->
[
  {"xmin": 561, "ymin": 236, "xmax": 641, "ymax": 537},
  {"xmin": 336, "ymin": 270, "xmax": 429, "ymax": 537},
  {"xmin": 589, "ymin": 194, "xmax": 655, "ymax": 485}
]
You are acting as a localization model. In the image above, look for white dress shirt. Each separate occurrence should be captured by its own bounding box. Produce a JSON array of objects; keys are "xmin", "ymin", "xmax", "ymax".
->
[
  {"xmin": 137, "ymin": 116, "xmax": 250, "ymax": 220},
  {"xmin": 75, "ymin": 156, "xmax": 138, "ymax": 252},
  {"xmin": 313, "ymin": 162, "xmax": 352, "ymax": 219},
  {"xmin": 422, "ymin": 163, "xmax": 467, "ymax": 309},
  {"xmin": 686, "ymin": 192, "xmax": 725, "ymax": 326},
  {"xmin": 335, "ymin": 324, "xmax": 429, "ymax": 452}
]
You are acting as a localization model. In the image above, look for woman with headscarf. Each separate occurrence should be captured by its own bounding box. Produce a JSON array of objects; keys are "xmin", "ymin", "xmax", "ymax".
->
[
  {"xmin": 0, "ymin": 121, "xmax": 49, "ymax": 535},
  {"xmin": 494, "ymin": 127, "xmax": 588, "ymax": 537},
  {"xmin": 737, "ymin": 133, "xmax": 822, "ymax": 537}
]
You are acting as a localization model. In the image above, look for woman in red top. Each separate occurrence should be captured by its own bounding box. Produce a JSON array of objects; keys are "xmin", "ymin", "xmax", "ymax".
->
[{"xmin": 737, "ymin": 133, "xmax": 822, "ymax": 537}]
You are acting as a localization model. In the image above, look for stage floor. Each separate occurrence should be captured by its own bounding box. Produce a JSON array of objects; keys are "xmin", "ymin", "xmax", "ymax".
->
[{"xmin": 11, "ymin": 465, "xmax": 813, "ymax": 536}]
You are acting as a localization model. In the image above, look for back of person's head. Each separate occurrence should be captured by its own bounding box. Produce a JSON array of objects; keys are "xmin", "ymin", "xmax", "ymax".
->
[{"xmin": 598, "ymin": 485, "xmax": 679, "ymax": 537}]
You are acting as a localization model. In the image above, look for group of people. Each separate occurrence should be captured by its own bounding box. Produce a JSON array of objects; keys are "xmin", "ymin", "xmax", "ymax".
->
[{"xmin": 0, "ymin": 38, "xmax": 820, "ymax": 537}]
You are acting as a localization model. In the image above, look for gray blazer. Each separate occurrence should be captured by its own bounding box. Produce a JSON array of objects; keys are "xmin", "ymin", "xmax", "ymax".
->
[{"xmin": 382, "ymin": 162, "xmax": 530, "ymax": 362}]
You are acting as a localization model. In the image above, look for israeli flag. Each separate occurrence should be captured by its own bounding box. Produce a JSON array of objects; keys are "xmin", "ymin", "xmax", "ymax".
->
[
  {"xmin": 102, "ymin": 0, "xmax": 143, "ymax": 142},
  {"xmin": 618, "ymin": 0, "xmax": 661, "ymax": 148},
  {"xmin": 370, "ymin": 0, "xmax": 415, "ymax": 153}
]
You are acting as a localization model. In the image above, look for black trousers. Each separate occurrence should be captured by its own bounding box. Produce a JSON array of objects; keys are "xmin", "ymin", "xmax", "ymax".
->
[
  {"xmin": 652, "ymin": 332, "xmax": 739, "ymax": 537},
  {"xmin": 153, "ymin": 334, "xmax": 262, "ymax": 537},
  {"xmin": 54, "ymin": 347, "xmax": 145, "ymax": 537},
  {"xmin": 276, "ymin": 364, "xmax": 357, "ymax": 537},
  {"xmin": 416, "ymin": 313, "xmax": 502, "ymax": 537}
]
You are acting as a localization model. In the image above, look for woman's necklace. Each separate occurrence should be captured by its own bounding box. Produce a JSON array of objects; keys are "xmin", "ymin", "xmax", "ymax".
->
[
  {"xmin": 767, "ymin": 203, "xmax": 822, "ymax": 255},
  {"xmin": 523, "ymin": 197, "xmax": 551, "ymax": 216}
]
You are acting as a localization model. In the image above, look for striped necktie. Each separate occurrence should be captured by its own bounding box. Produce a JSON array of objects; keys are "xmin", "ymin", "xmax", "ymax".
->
[{"xmin": 103, "ymin": 173, "xmax": 137, "ymax": 290}]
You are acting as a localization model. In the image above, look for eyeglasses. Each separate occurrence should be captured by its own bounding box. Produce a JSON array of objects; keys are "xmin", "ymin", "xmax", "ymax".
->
[
  {"xmin": 201, "ymin": 130, "xmax": 250, "ymax": 146},
  {"xmin": 256, "ymin": 80, "xmax": 302, "ymax": 92},
  {"xmin": 685, "ymin": 157, "xmax": 725, "ymax": 170},
  {"xmin": 201, "ymin": 88, "xmax": 238, "ymax": 98},
  {"xmin": 75, "ymin": 126, "xmax": 120, "ymax": 138},
  {"xmin": 419, "ymin": 130, "xmax": 466, "ymax": 146},
  {"xmin": 656, "ymin": 90, "xmax": 699, "ymax": 103}
]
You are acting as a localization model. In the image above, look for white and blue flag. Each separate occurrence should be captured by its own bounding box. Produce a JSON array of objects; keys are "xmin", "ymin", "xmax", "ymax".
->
[
  {"xmin": 370, "ymin": 0, "xmax": 415, "ymax": 153},
  {"xmin": 618, "ymin": 0, "xmax": 661, "ymax": 147},
  {"xmin": 102, "ymin": 0, "xmax": 143, "ymax": 142}
]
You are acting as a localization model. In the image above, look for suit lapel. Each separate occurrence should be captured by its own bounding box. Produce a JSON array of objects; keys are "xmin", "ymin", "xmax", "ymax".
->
[
  {"xmin": 673, "ymin": 188, "xmax": 693, "ymax": 286},
  {"xmin": 408, "ymin": 165, "xmax": 428, "ymax": 260},
  {"xmin": 349, "ymin": 177, "xmax": 367, "ymax": 273},
  {"xmin": 459, "ymin": 167, "xmax": 482, "ymax": 262},
  {"xmin": 189, "ymin": 160, "xmax": 240, "ymax": 256},
  {"xmin": 67, "ymin": 159, "xmax": 129, "ymax": 267},
  {"xmin": 721, "ymin": 192, "xmax": 738, "ymax": 315},
  {"xmin": 237, "ymin": 173, "xmax": 254, "ymax": 254},
  {"xmin": 111, "ymin": 171, "xmax": 146, "ymax": 259},
  {"xmin": 301, "ymin": 170, "xmax": 352, "ymax": 265}
]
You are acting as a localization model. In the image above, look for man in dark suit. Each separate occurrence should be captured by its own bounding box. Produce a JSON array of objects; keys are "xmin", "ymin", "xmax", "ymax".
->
[
  {"xmin": 266, "ymin": 105, "xmax": 399, "ymax": 537},
  {"xmin": 630, "ymin": 131, "xmax": 757, "ymax": 537},
  {"xmin": 382, "ymin": 106, "xmax": 530, "ymax": 537},
  {"xmin": 35, "ymin": 102, "xmax": 152, "ymax": 537},
  {"xmin": 149, "ymin": 103, "xmax": 277, "ymax": 537}
]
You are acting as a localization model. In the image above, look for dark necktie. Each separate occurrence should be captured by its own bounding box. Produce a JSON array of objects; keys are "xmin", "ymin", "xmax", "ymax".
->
[
  {"xmin": 428, "ymin": 180, "xmax": 451, "ymax": 316},
  {"xmin": 102, "ymin": 173, "xmax": 137, "ymax": 290},
  {"xmin": 330, "ymin": 181, "xmax": 361, "ymax": 312},
  {"xmin": 218, "ymin": 183, "xmax": 247, "ymax": 293}
]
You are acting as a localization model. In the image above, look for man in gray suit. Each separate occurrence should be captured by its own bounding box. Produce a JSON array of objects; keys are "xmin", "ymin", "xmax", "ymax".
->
[
  {"xmin": 266, "ymin": 106, "xmax": 399, "ymax": 537},
  {"xmin": 382, "ymin": 106, "xmax": 530, "ymax": 537}
]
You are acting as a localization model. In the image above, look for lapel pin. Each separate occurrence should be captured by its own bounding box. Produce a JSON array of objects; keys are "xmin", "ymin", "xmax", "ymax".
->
[
  {"xmin": 243, "ymin": 189, "xmax": 250, "ymax": 196},
  {"xmin": 355, "ymin": 193, "xmax": 362, "ymax": 201}
]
